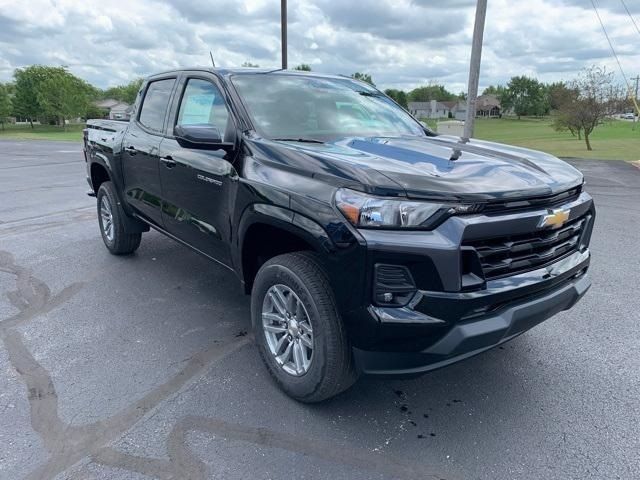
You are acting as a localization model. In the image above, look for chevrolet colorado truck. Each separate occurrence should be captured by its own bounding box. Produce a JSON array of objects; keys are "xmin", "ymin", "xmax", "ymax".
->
[{"xmin": 84, "ymin": 68, "xmax": 595, "ymax": 402}]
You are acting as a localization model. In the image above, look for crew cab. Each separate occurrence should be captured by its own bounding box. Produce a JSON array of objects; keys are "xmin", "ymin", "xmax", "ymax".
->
[{"xmin": 84, "ymin": 68, "xmax": 595, "ymax": 402}]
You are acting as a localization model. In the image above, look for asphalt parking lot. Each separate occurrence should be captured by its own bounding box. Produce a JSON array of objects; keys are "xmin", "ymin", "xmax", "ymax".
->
[{"xmin": 0, "ymin": 139, "xmax": 639, "ymax": 480}]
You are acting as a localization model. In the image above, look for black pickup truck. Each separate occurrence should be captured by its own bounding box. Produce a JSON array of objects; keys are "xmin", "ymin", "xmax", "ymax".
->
[{"xmin": 84, "ymin": 68, "xmax": 594, "ymax": 402}]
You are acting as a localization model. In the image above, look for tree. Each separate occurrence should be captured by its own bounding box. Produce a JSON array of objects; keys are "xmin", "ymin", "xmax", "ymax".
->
[
  {"xmin": 85, "ymin": 104, "xmax": 108, "ymax": 120},
  {"xmin": 37, "ymin": 68, "xmax": 93, "ymax": 130},
  {"xmin": 2, "ymin": 82, "xmax": 15, "ymax": 96},
  {"xmin": 241, "ymin": 61, "xmax": 260, "ymax": 68},
  {"xmin": 501, "ymin": 76, "xmax": 549, "ymax": 118},
  {"xmin": 384, "ymin": 88, "xmax": 408, "ymax": 108},
  {"xmin": 12, "ymin": 65, "xmax": 54, "ymax": 128},
  {"xmin": 351, "ymin": 72, "xmax": 375, "ymax": 86},
  {"xmin": 482, "ymin": 84, "xmax": 506, "ymax": 97},
  {"xmin": 547, "ymin": 81, "xmax": 574, "ymax": 111},
  {"xmin": 553, "ymin": 94, "xmax": 583, "ymax": 140},
  {"xmin": 103, "ymin": 78, "xmax": 143, "ymax": 105},
  {"xmin": 294, "ymin": 64, "xmax": 312, "ymax": 71},
  {"xmin": 0, "ymin": 83, "xmax": 12, "ymax": 130},
  {"xmin": 408, "ymin": 84, "xmax": 457, "ymax": 102},
  {"xmin": 553, "ymin": 66, "xmax": 620, "ymax": 151}
]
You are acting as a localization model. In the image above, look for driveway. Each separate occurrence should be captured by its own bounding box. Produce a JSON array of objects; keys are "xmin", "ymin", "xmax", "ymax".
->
[{"xmin": 1, "ymin": 140, "xmax": 639, "ymax": 479}]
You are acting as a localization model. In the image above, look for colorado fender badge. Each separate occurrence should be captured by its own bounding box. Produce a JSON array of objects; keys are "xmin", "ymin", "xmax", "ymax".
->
[{"xmin": 197, "ymin": 174, "xmax": 222, "ymax": 186}]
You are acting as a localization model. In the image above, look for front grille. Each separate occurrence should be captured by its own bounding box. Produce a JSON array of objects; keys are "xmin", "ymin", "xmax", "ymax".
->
[
  {"xmin": 483, "ymin": 185, "xmax": 582, "ymax": 214},
  {"xmin": 464, "ymin": 215, "xmax": 588, "ymax": 280}
]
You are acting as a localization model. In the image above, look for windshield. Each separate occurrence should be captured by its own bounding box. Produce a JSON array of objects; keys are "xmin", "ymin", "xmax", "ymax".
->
[{"xmin": 231, "ymin": 74, "xmax": 426, "ymax": 141}]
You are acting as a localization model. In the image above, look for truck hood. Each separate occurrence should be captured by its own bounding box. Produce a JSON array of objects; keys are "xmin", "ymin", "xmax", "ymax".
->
[{"xmin": 253, "ymin": 135, "xmax": 584, "ymax": 202}]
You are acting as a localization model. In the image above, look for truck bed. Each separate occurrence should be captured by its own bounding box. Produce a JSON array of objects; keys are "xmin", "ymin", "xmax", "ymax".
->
[{"xmin": 84, "ymin": 119, "xmax": 129, "ymax": 150}]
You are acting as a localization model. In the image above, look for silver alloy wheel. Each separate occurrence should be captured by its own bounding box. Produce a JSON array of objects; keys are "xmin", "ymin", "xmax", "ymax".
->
[
  {"xmin": 262, "ymin": 284, "xmax": 314, "ymax": 376},
  {"xmin": 100, "ymin": 195, "xmax": 114, "ymax": 242}
]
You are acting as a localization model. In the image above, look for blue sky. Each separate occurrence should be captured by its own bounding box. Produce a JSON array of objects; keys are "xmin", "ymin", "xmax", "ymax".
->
[{"xmin": 0, "ymin": 0, "xmax": 638, "ymax": 92}]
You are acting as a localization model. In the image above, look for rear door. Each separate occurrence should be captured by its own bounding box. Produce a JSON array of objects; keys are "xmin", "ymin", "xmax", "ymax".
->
[
  {"xmin": 158, "ymin": 74, "xmax": 237, "ymax": 266},
  {"xmin": 122, "ymin": 77, "xmax": 177, "ymax": 225}
]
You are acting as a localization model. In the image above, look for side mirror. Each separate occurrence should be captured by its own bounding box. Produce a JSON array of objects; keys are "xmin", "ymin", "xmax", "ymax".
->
[{"xmin": 174, "ymin": 124, "xmax": 234, "ymax": 151}]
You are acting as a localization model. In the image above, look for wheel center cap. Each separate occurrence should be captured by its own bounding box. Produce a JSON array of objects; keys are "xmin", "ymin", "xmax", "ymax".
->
[{"xmin": 288, "ymin": 319, "xmax": 299, "ymax": 337}]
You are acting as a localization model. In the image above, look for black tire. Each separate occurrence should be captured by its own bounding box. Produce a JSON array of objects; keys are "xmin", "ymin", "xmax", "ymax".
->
[
  {"xmin": 251, "ymin": 252, "xmax": 357, "ymax": 402},
  {"xmin": 96, "ymin": 181, "xmax": 142, "ymax": 255}
]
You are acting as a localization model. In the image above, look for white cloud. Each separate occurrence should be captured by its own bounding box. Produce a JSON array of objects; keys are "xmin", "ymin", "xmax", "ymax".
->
[{"xmin": 0, "ymin": 0, "xmax": 637, "ymax": 92}]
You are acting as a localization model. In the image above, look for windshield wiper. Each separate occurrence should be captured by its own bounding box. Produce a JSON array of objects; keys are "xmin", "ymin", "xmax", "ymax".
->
[
  {"xmin": 356, "ymin": 91, "xmax": 383, "ymax": 97},
  {"xmin": 271, "ymin": 137, "xmax": 325, "ymax": 144}
]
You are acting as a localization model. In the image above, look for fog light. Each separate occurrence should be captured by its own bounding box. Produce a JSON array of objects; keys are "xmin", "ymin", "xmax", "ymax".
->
[{"xmin": 373, "ymin": 264, "xmax": 417, "ymax": 307}]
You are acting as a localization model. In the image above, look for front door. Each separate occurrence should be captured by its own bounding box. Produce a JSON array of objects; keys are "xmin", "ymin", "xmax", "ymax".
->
[
  {"xmin": 158, "ymin": 77, "xmax": 236, "ymax": 266},
  {"xmin": 121, "ymin": 77, "xmax": 176, "ymax": 226}
]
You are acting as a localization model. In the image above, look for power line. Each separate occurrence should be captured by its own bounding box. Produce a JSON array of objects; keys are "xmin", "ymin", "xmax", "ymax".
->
[
  {"xmin": 632, "ymin": 75, "xmax": 640, "ymax": 101},
  {"xmin": 620, "ymin": 0, "xmax": 640, "ymax": 37},
  {"xmin": 590, "ymin": 0, "xmax": 640, "ymax": 117},
  {"xmin": 590, "ymin": 0, "xmax": 630, "ymax": 89}
]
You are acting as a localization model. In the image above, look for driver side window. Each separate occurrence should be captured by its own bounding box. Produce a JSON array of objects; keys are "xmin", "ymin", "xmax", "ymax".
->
[{"xmin": 177, "ymin": 79, "xmax": 229, "ymax": 139}]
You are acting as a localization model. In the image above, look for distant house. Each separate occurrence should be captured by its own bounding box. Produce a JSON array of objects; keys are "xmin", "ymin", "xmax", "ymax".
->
[
  {"xmin": 454, "ymin": 100, "xmax": 467, "ymax": 120},
  {"xmin": 408, "ymin": 100, "xmax": 455, "ymax": 119},
  {"xmin": 475, "ymin": 94, "xmax": 501, "ymax": 117},
  {"xmin": 94, "ymin": 99, "xmax": 132, "ymax": 120},
  {"xmin": 409, "ymin": 95, "xmax": 501, "ymax": 121},
  {"xmin": 440, "ymin": 101, "xmax": 458, "ymax": 114}
]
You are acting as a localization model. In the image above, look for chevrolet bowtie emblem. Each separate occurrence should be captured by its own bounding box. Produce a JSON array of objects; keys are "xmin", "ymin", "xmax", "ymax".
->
[{"xmin": 539, "ymin": 208, "xmax": 570, "ymax": 229}]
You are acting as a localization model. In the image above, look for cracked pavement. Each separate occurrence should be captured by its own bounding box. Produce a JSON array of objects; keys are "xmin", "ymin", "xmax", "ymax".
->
[{"xmin": 0, "ymin": 139, "xmax": 639, "ymax": 480}]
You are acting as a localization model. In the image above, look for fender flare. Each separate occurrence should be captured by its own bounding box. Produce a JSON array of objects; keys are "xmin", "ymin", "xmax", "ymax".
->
[
  {"xmin": 89, "ymin": 158, "xmax": 149, "ymax": 234},
  {"xmin": 233, "ymin": 203, "xmax": 335, "ymax": 286}
]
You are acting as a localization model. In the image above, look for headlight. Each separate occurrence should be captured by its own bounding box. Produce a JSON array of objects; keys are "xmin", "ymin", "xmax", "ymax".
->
[{"xmin": 335, "ymin": 188, "xmax": 478, "ymax": 229}]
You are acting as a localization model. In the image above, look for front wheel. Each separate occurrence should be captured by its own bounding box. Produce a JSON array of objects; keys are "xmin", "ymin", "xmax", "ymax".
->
[
  {"xmin": 251, "ymin": 252, "xmax": 357, "ymax": 402},
  {"xmin": 96, "ymin": 181, "xmax": 142, "ymax": 255}
]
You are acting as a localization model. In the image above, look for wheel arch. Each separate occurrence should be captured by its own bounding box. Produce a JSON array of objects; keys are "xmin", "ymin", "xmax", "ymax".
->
[
  {"xmin": 237, "ymin": 204, "xmax": 334, "ymax": 294},
  {"xmin": 90, "ymin": 160, "xmax": 149, "ymax": 234},
  {"xmin": 90, "ymin": 161, "xmax": 111, "ymax": 193}
]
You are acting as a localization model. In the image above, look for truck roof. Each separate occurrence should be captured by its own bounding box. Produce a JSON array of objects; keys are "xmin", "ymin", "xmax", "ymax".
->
[{"xmin": 146, "ymin": 67, "xmax": 349, "ymax": 81}]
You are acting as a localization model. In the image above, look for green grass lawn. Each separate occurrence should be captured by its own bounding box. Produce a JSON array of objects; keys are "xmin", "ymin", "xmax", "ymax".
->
[
  {"xmin": 2, "ymin": 117, "xmax": 638, "ymax": 161},
  {"xmin": 0, "ymin": 123, "xmax": 85, "ymax": 142},
  {"xmin": 473, "ymin": 117, "xmax": 640, "ymax": 161}
]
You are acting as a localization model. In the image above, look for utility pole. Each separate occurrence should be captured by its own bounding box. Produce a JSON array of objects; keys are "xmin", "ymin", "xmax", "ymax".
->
[
  {"xmin": 463, "ymin": 0, "xmax": 488, "ymax": 140},
  {"xmin": 631, "ymin": 75, "xmax": 640, "ymax": 128},
  {"xmin": 281, "ymin": 0, "xmax": 288, "ymax": 69}
]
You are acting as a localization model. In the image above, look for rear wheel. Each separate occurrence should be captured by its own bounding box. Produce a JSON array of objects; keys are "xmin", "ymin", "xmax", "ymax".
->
[
  {"xmin": 251, "ymin": 252, "xmax": 357, "ymax": 402},
  {"xmin": 97, "ymin": 181, "xmax": 142, "ymax": 255}
]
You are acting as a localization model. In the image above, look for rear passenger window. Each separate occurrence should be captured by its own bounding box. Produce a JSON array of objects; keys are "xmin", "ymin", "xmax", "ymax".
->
[
  {"xmin": 138, "ymin": 78, "xmax": 175, "ymax": 132},
  {"xmin": 177, "ymin": 79, "xmax": 229, "ymax": 137}
]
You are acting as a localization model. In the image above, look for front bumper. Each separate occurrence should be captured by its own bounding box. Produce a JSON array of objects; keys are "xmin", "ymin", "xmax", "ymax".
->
[
  {"xmin": 354, "ymin": 266, "xmax": 590, "ymax": 375},
  {"xmin": 343, "ymin": 191, "xmax": 595, "ymax": 376}
]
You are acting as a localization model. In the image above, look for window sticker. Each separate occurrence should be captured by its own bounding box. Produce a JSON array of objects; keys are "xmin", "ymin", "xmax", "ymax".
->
[{"xmin": 181, "ymin": 93, "xmax": 215, "ymax": 125}]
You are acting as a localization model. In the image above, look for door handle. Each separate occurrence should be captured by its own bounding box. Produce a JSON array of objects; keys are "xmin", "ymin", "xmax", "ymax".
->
[
  {"xmin": 124, "ymin": 146, "xmax": 137, "ymax": 155},
  {"xmin": 160, "ymin": 156, "xmax": 177, "ymax": 168}
]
